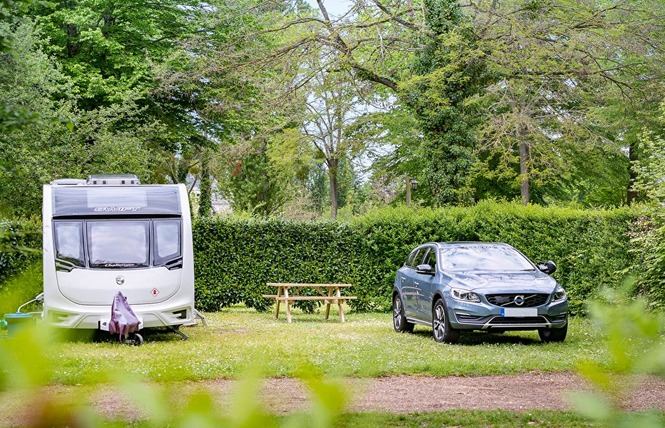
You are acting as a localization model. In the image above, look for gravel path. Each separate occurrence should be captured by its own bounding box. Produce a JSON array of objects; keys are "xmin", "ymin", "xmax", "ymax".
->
[
  {"xmin": 258, "ymin": 373, "xmax": 664, "ymax": 414},
  {"xmin": 2, "ymin": 372, "xmax": 664, "ymax": 424}
]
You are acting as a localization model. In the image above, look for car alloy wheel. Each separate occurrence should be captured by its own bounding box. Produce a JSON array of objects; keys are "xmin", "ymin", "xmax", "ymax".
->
[
  {"xmin": 432, "ymin": 298, "xmax": 459, "ymax": 343},
  {"xmin": 393, "ymin": 294, "xmax": 414, "ymax": 333}
]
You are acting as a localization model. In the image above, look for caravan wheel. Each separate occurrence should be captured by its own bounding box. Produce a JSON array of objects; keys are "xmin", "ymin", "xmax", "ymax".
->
[
  {"xmin": 125, "ymin": 333, "xmax": 144, "ymax": 346},
  {"xmin": 132, "ymin": 333, "xmax": 144, "ymax": 346}
]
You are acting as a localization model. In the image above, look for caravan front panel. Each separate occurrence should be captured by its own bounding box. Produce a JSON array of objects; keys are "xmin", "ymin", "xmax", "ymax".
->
[{"xmin": 43, "ymin": 181, "xmax": 195, "ymax": 329}]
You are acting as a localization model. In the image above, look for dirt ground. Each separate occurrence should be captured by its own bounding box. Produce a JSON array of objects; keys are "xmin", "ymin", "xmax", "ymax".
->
[{"xmin": 2, "ymin": 372, "xmax": 664, "ymax": 424}]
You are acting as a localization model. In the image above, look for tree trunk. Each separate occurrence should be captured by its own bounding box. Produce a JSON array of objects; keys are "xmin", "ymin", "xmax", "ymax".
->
[
  {"xmin": 626, "ymin": 141, "xmax": 638, "ymax": 205},
  {"xmin": 65, "ymin": 24, "xmax": 80, "ymax": 57},
  {"xmin": 198, "ymin": 151, "xmax": 212, "ymax": 218},
  {"xmin": 176, "ymin": 158, "xmax": 189, "ymax": 184},
  {"xmin": 519, "ymin": 142, "xmax": 530, "ymax": 205},
  {"xmin": 406, "ymin": 177, "xmax": 412, "ymax": 206},
  {"xmin": 328, "ymin": 158, "xmax": 338, "ymax": 220},
  {"xmin": 257, "ymin": 141, "xmax": 270, "ymax": 210}
]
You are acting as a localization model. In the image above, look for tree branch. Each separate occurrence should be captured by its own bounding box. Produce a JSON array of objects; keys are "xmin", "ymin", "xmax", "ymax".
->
[{"xmin": 368, "ymin": 0, "xmax": 420, "ymax": 32}]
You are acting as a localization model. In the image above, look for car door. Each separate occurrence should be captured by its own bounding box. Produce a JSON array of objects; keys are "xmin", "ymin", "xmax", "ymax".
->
[
  {"xmin": 396, "ymin": 251, "xmax": 414, "ymax": 315},
  {"xmin": 415, "ymin": 246, "xmax": 438, "ymax": 320},
  {"xmin": 401, "ymin": 247, "xmax": 428, "ymax": 319}
]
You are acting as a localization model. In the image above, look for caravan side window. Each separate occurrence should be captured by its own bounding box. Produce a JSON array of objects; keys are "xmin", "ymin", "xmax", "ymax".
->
[
  {"xmin": 54, "ymin": 221, "xmax": 85, "ymax": 268},
  {"xmin": 154, "ymin": 219, "xmax": 181, "ymax": 266}
]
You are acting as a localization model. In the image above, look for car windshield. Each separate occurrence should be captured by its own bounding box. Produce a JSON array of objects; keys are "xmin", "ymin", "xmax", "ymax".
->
[{"xmin": 440, "ymin": 245, "xmax": 535, "ymax": 271}]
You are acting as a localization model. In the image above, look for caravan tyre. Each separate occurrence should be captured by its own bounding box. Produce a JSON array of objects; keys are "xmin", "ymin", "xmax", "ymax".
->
[{"xmin": 132, "ymin": 333, "xmax": 144, "ymax": 346}]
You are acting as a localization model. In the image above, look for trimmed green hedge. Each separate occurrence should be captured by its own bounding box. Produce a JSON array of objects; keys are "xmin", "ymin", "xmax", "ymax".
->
[
  {"xmin": 193, "ymin": 203, "xmax": 640, "ymax": 315},
  {"xmin": 193, "ymin": 220, "xmax": 364, "ymax": 312},
  {"xmin": 0, "ymin": 219, "xmax": 41, "ymax": 288},
  {"xmin": 0, "ymin": 203, "xmax": 644, "ymax": 316}
]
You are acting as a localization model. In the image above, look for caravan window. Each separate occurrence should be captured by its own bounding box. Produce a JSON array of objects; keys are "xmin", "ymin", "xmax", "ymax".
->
[
  {"xmin": 154, "ymin": 220, "xmax": 181, "ymax": 266},
  {"xmin": 87, "ymin": 221, "xmax": 150, "ymax": 268},
  {"xmin": 54, "ymin": 222, "xmax": 85, "ymax": 268},
  {"xmin": 52, "ymin": 218, "xmax": 182, "ymax": 270}
]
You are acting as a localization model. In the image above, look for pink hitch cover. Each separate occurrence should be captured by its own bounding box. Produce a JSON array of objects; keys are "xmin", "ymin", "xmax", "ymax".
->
[{"xmin": 109, "ymin": 291, "xmax": 140, "ymax": 340}]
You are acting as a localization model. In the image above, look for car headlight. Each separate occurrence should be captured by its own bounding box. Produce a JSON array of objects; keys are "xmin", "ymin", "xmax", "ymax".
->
[
  {"xmin": 552, "ymin": 284, "xmax": 567, "ymax": 302},
  {"xmin": 451, "ymin": 288, "xmax": 481, "ymax": 303}
]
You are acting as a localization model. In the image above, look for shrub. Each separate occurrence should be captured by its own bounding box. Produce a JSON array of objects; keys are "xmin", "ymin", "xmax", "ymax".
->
[
  {"xmin": 0, "ymin": 218, "xmax": 41, "ymax": 289},
  {"xmin": 0, "ymin": 262, "xmax": 42, "ymax": 317},
  {"xmin": 629, "ymin": 210, "xmax": 665, "ymax": 310}
]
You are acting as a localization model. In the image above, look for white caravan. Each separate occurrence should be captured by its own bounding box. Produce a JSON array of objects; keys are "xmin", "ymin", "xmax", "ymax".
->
[{"xmin": 42, "ymin": 175, "xmax": 195, "ymax": 335}]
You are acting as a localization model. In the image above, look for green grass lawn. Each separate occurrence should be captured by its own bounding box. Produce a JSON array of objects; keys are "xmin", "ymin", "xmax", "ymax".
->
[
  {"xmin": 3, "ymin": 304, "xmax": 663, "ymax": 427},
  {"xmin": 335, "ymin": 411, "xmax": 597, "ymax": 427},
  {"xmin": 44, "ymin": 306, "xmax": 603, "ymax": 385},
  {"xmin": 100, "ymin": 411, "xmax": 598, "ymax": 428}
]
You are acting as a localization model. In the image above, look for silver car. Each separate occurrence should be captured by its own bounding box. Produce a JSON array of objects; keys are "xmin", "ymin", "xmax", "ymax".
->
[{"xmin": 392, "ymin": 242, "xmax": 568, "ymax": 343}]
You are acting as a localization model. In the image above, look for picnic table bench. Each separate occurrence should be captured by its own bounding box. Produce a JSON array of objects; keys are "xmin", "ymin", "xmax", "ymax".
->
[{"xmin": 262, "ymin": 283, "xmax": 357, "ymax": 323}]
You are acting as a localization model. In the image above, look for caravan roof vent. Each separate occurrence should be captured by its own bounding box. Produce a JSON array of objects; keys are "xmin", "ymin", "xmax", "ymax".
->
[
  {"xmin": 86, "ymin": 174, "xmax": 141, "ymax": 186},
  {"xmin": 51, "ymin": 178, "xmax": 86, "ymax": 186}
]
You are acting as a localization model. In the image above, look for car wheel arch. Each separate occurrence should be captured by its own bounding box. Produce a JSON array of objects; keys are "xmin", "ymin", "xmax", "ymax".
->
[
  {"xmin": 393, "ymin": 289, "xmax": 415, "ymax": 333},
  {"xmin": 393, "ymin": 289, "xmax": 406, "ymax": 310},
  {"xmin": 431, "ymin": 291, "xmax": 445, "ymax": 311}
]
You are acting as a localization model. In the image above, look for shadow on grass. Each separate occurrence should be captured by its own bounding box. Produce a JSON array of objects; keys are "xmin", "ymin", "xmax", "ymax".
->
[
  {"xmin": 409, "ymin": 327, "xmax": 542, "ymax": 345},
  {"xmin": 51, "ymin": 327, "xmax": 188, "ymax": 344}
]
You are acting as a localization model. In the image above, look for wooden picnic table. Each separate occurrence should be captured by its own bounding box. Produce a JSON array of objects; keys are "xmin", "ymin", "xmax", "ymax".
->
[{"xmin": 262, "ymin": 283, "xmax": 357, "ymax": 323}]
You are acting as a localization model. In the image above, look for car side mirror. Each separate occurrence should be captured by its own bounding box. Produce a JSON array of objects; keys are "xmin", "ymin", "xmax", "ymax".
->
[
  {"xmin": 538, "ymin": 261, "xmax": 557, "ymax": 275},
  {"xmin": 416, "ymin": 264, "xmax": 435, "ymax": 276}
]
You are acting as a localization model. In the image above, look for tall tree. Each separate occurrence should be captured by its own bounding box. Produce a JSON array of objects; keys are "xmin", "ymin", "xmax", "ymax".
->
[
  {"xmin": 28, "ymin": 1, "xmax": 256, "ymax": 180},
  {"xmin": 468, "ymin": 0, "xmax": 665, "ymax": 205},
  {"xmin": 30, "ymin": 0, "xmax": 196, "ymax": 111},
  {"xmin": 633, "ymin": 101, "xmax": 665, "ymax": 201},
  {"xmin": 0, "ymin": 0, "xmax": 40, "ymax": 132},
  {"xmin": 300, "ymin": 64, "xmax": 372, "ymax": 219},
  {"xmin": 201, "ymin": 0, "xmax": 315, "ymax": 215},
  {"xmin": 0, "ymin": 18, "xmax": 69, "ymax": 215},
  {"xmin": 0, "ymin": 18, "xmax": 159, "ymax": 216},
  {"xmin": 400, "ymin": 0, "xmax": 491, "ymax": 205}
]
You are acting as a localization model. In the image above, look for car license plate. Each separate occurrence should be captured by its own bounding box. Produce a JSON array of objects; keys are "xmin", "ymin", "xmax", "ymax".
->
[{"xmin": 501, "ymin": 308, "xmax": 537, "ymax": 317}]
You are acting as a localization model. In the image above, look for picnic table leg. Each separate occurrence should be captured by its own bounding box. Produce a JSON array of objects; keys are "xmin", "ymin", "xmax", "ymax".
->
[
  {"xmin": 274, "ymin": 286, "xmax": 282, "ymax": 319},
  {"xmin": 336, "ymin": 287, "xmax": 345, "ymax": 323},
  {"xmin": 284, "ymin": 287, "xmax": 292, "ymax": 323},
  {"xmin": 325, "ymin": 289, "xmax": 332, "ymax": 321}
]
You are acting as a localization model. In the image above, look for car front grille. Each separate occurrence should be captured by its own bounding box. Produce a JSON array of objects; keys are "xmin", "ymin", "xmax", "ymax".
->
[
  {"xmin": 486, "ymin": 293, "xmax": 549, "ymax": 308},
  {"xmin": 489, "ymin": 316, "xmax": 546, "ymax": 325}
]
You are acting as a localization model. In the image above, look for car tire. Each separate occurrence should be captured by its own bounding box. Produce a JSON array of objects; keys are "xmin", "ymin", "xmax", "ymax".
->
[
  {"xmin": 432, "ymin": 298, "xmax": 459, "ymax": 343},
  {"xmin": 538, "ymin": 323, "xmax": 567, "ymax": 342},
  {"xmin": 393, "ymin": 294, "xmax": 414, "ymax": 333}
]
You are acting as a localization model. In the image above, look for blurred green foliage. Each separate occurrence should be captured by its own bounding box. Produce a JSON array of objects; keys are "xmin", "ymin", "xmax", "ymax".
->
[
  {"xmin": 0, "ymin": 322, "xmax": 348, "ymax": 426},
  {"xmin": 570, "ymin": 283, "xmax": 665, "ymax": 427}
]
